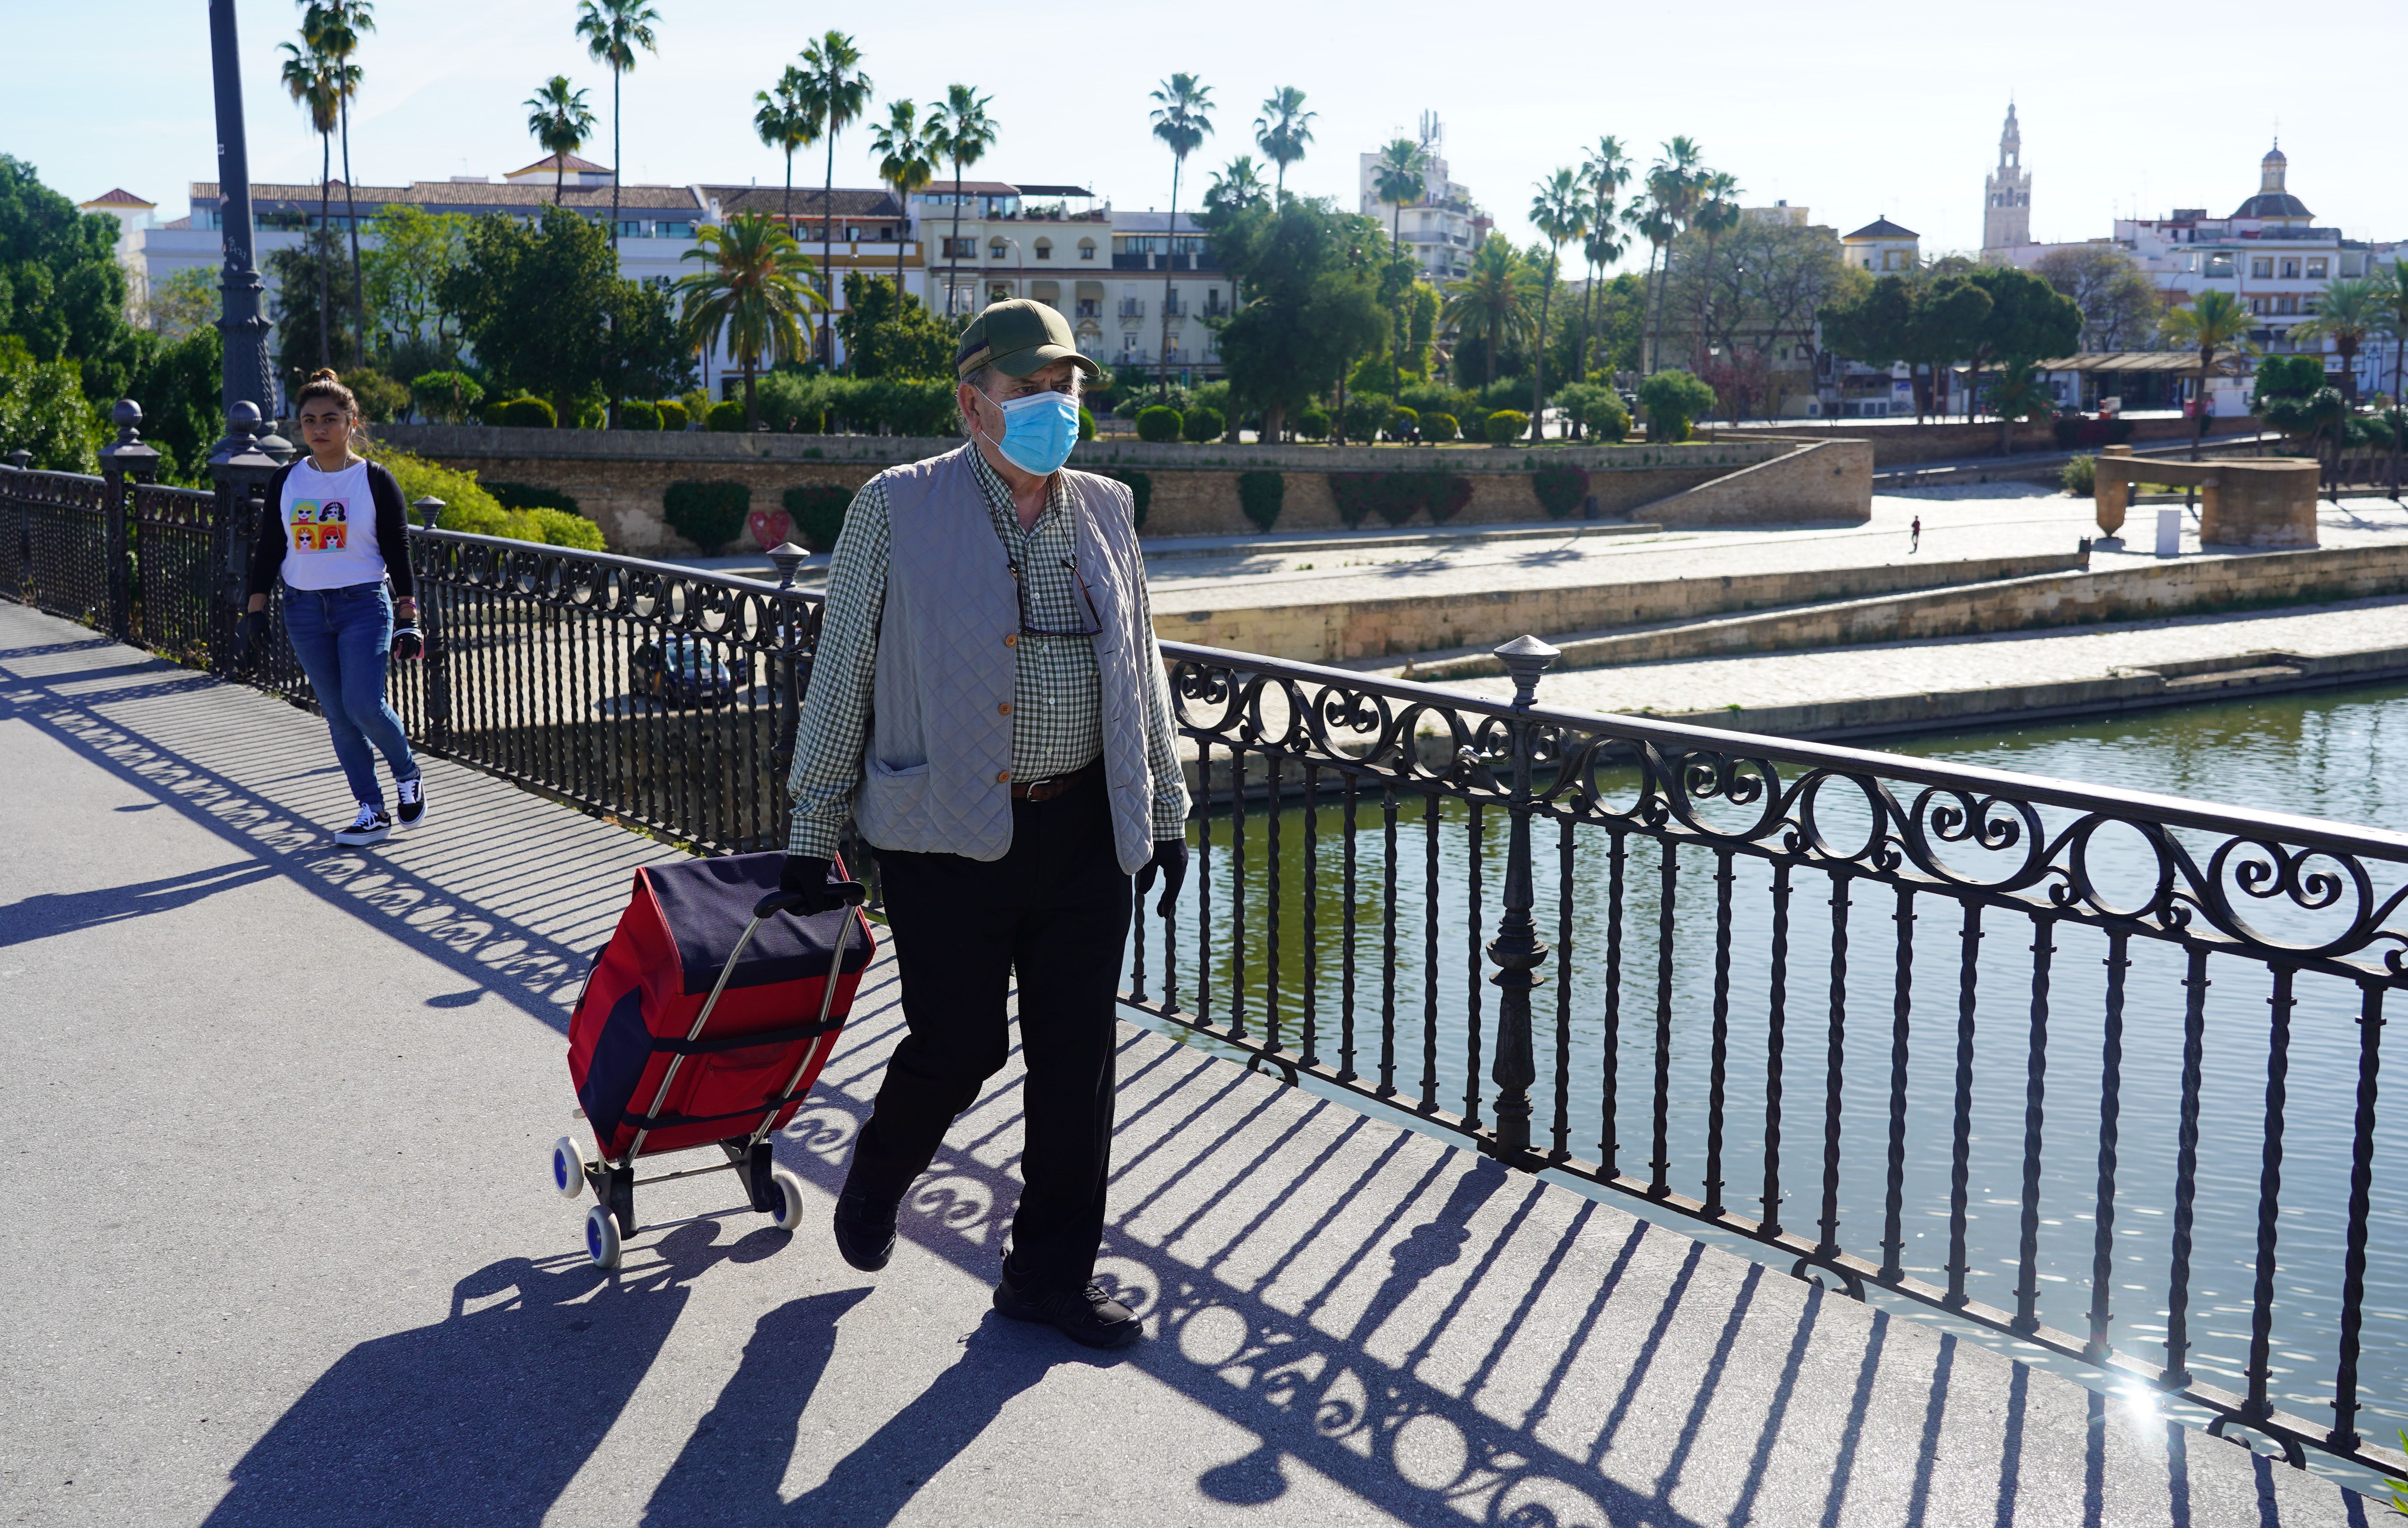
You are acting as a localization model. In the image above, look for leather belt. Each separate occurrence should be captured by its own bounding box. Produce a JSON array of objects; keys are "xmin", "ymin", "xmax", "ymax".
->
[{"xmin": 1010, "ymin": 757, "xmax": 1102, "ymax": 802}]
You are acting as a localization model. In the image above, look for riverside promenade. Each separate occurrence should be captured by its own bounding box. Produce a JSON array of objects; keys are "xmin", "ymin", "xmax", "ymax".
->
[{"xmin": 0, "ymin": 605, "xmax": 2373, "ymax": 1524}]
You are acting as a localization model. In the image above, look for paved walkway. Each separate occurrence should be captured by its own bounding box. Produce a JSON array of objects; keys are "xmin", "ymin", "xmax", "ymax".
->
[{"xmin": 0, "ymin": 601, "xmax": 2363, "ymax": 1525}]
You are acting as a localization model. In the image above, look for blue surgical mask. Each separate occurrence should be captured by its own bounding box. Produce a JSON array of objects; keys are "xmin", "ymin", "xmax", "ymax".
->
[{"xmin": 978, "ymin": 388, "xmax": 1081, "ymax": 476}]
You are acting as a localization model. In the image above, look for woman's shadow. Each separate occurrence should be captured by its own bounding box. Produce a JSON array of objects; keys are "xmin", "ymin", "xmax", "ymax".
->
[{"xmin": 204, "ymin": 1222, "xmax": 793, "ymax": 1528}]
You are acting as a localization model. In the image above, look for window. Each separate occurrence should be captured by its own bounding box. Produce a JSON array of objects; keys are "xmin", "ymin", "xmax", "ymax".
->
[
  {"xmin": 2280, "ymin": 258, "xmax": 2301, "ymax": 279},
  {"xmin": 1034, "ymin": 239, "xmax": 1052, "ymax": 260},
  {"xmin": 2306, "ymin": 258, "xmax": 2328, "ymax": 278},
  {"xmin": 988, "ymin": 240, "xmax": 1008, "ymax": 260},
  {"xmin": 988, "ymin": 282, "xmax": 1011, "ymax": 303},
  {"xmin": 614, "ymin": 220, "xmax": 644, "ymax": 238},
  {"xmin": 2276, "ymin": 294, "xmax": 2299, "ymax": 316},
  {"xmin": 878, "ymin": 225, "xmax": 893, "ymax": 240},
  {"xmin": 942, "ymin": 237, "xmax": 975, "ymax": 258},
  {"xmin": 1077, "ymin": 240, "xmax": 1096, "ymax": 261},
  {"xmin": 655, "ymin": 220, "xmax": 694, "ymax": 238},
  {"xmin": 2249, "ymin": 296, "xmax": 2271, "ymax": 316},
  {"xmin": 2251, "ymin": 257, "xmax": 2274, "ymax": 278},
  {"xmin": 847, "ymin": 225, "xmax": 860, "ymax": 243}
]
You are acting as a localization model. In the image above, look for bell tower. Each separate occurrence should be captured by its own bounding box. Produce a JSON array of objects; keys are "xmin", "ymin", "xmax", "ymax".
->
[{"xmin": 1982, "ymin": 102, "xmax": 2032, "ymax": 255}]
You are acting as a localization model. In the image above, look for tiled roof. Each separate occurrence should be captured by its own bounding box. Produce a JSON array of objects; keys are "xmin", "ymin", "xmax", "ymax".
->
[
  {"xmin": 702, "ymin": 185, "xmax": 901, "ymax": 219},
  {"xmin": 921, "ymin": 180, "xmax": 1019, "ymax": 197},
  {"xmin": 192, "ymin": 180, "xmax": 706, "ymax": 213},
  {"xmin": 1013, "ymin": 184, "xmax": 1094, "ymax": 198},
  {"xmin": 1842, "ymin": 217, "xmax": 1918, "ymax": 240},
  {"xmin": 507, "ymin": 152, "xmax": 611, "ymax": 177},
  {"xmin": 82, "ymin": 188, "xmax": 156, "ymax": 208}
]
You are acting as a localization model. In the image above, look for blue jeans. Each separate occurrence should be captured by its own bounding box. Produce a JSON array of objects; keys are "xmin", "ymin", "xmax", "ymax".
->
[{"xmin": 282, "ymin": 581, "xmax": 419, "ymax": 809}]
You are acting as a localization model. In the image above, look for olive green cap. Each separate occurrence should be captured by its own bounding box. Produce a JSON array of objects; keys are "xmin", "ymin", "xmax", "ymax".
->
[{"xmin": 955, "ymin": 298, "xmax": 1100, "ymax": 381}]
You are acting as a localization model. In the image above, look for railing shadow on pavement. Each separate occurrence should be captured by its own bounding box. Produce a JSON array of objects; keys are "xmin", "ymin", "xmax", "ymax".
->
[{"xmin": 0, "ymin": 629, "xmax": 659, "ymax": 1033}]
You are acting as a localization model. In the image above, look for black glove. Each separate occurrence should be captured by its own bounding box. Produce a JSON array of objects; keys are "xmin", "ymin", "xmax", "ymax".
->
[
  {"xmin": 391, "ymin": 623, "xmax": 423, "ymax": 660},
  {"xmin": 777, "ymin": 854, "xmax": 843, "ymax": 916},
  {"xmin": 1135, "ymin": 837, "xmax": 1188, "ymax": 916},
  {"xmin": 230, "ymin": 610, "xmax": 268, "ymax": 662}
]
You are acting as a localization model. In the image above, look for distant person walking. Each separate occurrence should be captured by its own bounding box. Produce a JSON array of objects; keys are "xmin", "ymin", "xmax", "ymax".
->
[
  {"xmin": 1910, "ymin": 515, "xmax": 1922, "ymax": 554},
  {"xmin": 231, "ymin": 369, "xmax": 427, "ymax": 847}
]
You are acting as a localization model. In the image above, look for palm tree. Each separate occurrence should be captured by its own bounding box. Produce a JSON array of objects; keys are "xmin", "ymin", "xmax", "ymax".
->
[
  {"xmin": 1443, "ymin": 235, "xmax": 1533, "ymax": 389},
  {"xmin": 301, "ymin": 0, "xmax": 374, "ymax": 367},
  {"xmin": 575, "ymin": 0, "xmax": 658, "ymax": 243},
  {"xmin": 924, "ymin": 84, "xmax": 996, "ymax": 319},
  {"xmin": 1372, "ymin": 139, "xmax": 1426, "ymax": 396},
  {"xmin": 1577, "ymin": 137, "xmax": 1629, "ymax": 386},
  {"xmin": 1253, "ymin": 87, "xmax": 1314, "ymax": 202},
  {"xmin": 1688, "ymin": 170, "xmax": 1742, "ymax": 369},
  {"xmin": 2372, "ymin": 262, "xmax": 2408, "ymax": 498},
  {"xmin": 796, "ymin": 32, "xmax": 872, "ymax": 370},
  {"xmin": 1148, "ymin": 73, "xmax": 1214, "ymax": 398},
  {"xmin": 753, "ymin": 67, "xmax": 818, "ymax": 228},
  {"xmin": 524, "ymin": 76, "xmax": 598, "ymax": 205},
  {"xmin": 1625, "ymin": 198, "xmax": 1674, "ymax": 375},
  {"xmin": 2292, "ymin": 276, "xmax": 2380, "ymax": 406},
  {"xmin": 277, "ymin": 35, "xmax": 346, "ymax": 372},
  {"xmin": 1204, "ymin": 154, "xmax": 1268, "ymax": 215},
  {"xmin": 1639, "ymin": 137, "xmax": 1704, "ymax": 374},
  {"xmin": 673, "ymin": 213, "xmax": 822, "ymax": 430},
  {"xmin": 2162, "ymin": 288, "xmax": 2258, "ymax": 460},
  {"xmin": 871, "ymin": 100, "xmax": 936, "ymax": 307},
  {"xmin": 1527, "ymin": 169, "xmax": 1588, "ymax": 440}
]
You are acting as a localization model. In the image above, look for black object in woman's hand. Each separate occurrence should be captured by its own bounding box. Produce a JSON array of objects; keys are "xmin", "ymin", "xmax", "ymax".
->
[{"xmin": 391, "ymin": 624, "xmax": 423, "ymax": 660}]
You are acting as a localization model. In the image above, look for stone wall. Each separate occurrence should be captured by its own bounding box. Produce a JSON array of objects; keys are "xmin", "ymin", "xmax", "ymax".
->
[
  {"xmin": 1750, "ymin": 413, "xmax": 2254, "ymax": 468},
  {"xmin": 368, "ymin": 425, "xmax": 1861, "ymax": 554}
]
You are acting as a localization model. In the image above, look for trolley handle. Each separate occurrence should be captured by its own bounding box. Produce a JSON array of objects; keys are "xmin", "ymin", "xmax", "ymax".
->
[{"xmin": 752, "ymin": 882, "xmax": 867, "ymax": 921}]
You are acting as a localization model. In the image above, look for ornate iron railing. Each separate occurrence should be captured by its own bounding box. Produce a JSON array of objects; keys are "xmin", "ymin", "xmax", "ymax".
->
[{"xmin": 5, "ymin": 444, "xmax": 2403, "ymax": 1481}]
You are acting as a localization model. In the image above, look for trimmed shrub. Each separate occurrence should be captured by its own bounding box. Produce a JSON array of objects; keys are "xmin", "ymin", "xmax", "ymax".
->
[
  {"xmin": 1182, "ymin": 406, "xmax": 1225, "ymax": 443},
  {"xmin": 1533, "ymin": 466, "xmax": 1589, "ymax": 519},
  {"xmin": 616, "ymin": 399, "xmax": 662, "ymax": 431},
  {"xmin": 1636, "ymin": 370, "xmax": 1715, "ymax": 442},
  {"xmin": 2252, "ymin": 354, "xmax": 2325, "ymax": 407},
  {"xmin": 663, "ymin": 481, "xmax": 751, "ymax": 551},
  {"xmin": 1420, "ymin": 411, "xmax": 1459, "ymax": 442},
  {"xmin": 573, "ymin": 399, "xmax": 606, "ymax": 430},
  {"xmin": 1327, "ymin": 470, "xmax": 1473, "ymax": 529},
  {"xmin": 484, "ymin": 481, "xmax": 581, "ymax": 517},
  {"xmin": 1340, "ymin": 392, "xmax": 1392, "ymax": 444},
  {"xmin": 656, "ymin": 399, "xmax": 690, "ymax": 430},
  {"xmin": 1483, "ymin": 409, "xmax": 1528, "ymax": 444},
  {"xmin": 346, "ymin": 368, "xmax": 409, "ymax": 423},
  {"xmin": 783, "ymin": 483, "xmax": 854, "ymax": 553},
  {"xmin": 2061, "ymin": 454, "xmax": 2097, "ymax": 496},
  {"xmin": 1236, "ymin": 471, "xmax": 1284, "ymax": 531},
  {"xmin": 409, "ymin": 369, "xmax": 483, "ymax": 424},
  {"xmin": 497, "ymin": 395, "xmax": 556, "ymax": 429},
  {"xmin": 527, "ymin": 506, "xmax": 606, "ymax": 550},
  {"xmin": 1387, "ymin": 405, "xmax": 1420, "ymax": 441},
  {"xmin": 376, "ymin": 446, "xmax": 503, "ymax": 525},
  {"xmin": 1077, "ymin": 406, "xmax": 1097, "ymax": 441},
  {"xmin": 1136, "ymin": 406, "xmax": 1183, "ymax": 443},
  {"xmin": 1554, "ymin": 381, "xmax": 1630, "ymax": 441},
  {"xmin": 1094, "ymin": 468, "xmax": 1152, "ymax": 529},
  {"xmin": 706, "ymin": 400, "xmax": 747, "ymax": 432},
  {"xmin": 1296, "ymin": 406, "xmax": 1331, "ymax": 440}
]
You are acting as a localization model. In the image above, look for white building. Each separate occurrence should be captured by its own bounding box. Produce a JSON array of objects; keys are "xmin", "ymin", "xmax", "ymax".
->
[
  {"xmin": 1105, "ymin": 210, "xmax": 1230, "ymax": 382},
  {"xmin": 1840, "ymin": 216, "xmax": 1920, "ymax": 274},
  {"xmin": 1357, "ymin": 115, "xmax": 1480, "ymax": 285},
  {"xmin": 78, "ymin": 187, "xmax": 158, "ymax": 314},
  {"xmin": 1981, "ymin": 104, "xmax": 2032, "ymax": 257}
]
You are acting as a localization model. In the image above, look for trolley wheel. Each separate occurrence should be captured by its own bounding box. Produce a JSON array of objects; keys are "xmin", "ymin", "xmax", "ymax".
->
[
  {"xmin": 771, "ymin": 1166, "xmax": 808, "ymax": 1233},
  {"xmin": 584, "ymin": 1204, "xmax": 622, "ymax": 1270},
  {"xmin": 551, "ymin": 1136, "xmax": 589, "ymax": 1199}
]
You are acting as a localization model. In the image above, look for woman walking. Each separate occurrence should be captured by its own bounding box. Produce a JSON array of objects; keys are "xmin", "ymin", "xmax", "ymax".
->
[{"xmin": 232, "ymin": 369, "xmax": 427, "ymax": 846}]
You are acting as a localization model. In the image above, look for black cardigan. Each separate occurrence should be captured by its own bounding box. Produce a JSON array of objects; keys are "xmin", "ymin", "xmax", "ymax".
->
[{"xmin": 244, "ymin": 457, "xmax": 417, "ymax": 602}]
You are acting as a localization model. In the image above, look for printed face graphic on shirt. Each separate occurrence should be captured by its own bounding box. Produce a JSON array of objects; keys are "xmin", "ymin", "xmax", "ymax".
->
[{"xmin": 290, "ymin": 498, "xmax": 349, "ymax": 551}]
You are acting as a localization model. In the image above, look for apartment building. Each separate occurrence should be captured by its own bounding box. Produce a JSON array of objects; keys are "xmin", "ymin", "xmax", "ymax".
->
[{"xmin": 1355, "ymin": 116, "xmax": 1480, "ymax": 285}]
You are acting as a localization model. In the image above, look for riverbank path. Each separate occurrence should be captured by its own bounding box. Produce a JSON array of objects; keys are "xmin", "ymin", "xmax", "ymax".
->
[{"xmin": 0, "ymin": 598, "xmax": 2365, "ymax": 1526}]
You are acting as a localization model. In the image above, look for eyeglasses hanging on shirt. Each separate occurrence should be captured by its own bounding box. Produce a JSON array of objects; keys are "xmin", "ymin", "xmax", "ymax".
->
[{"xmin": 1009, "ymin": 553, "xmax": 1103, "ymax": 639}]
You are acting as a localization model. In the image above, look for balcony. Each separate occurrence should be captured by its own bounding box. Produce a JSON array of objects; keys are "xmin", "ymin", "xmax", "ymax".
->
[
  {"xmin": 1075, "ymin": 301, "xmax": 1102, "ymax": 319},
  {"xmin": 1162, "ymin": 295, "xmax": 1188, "ymax": 318},
  {"xmin": 1117, "ymin": 299, "xmax": 1146, "ymax": 320}
]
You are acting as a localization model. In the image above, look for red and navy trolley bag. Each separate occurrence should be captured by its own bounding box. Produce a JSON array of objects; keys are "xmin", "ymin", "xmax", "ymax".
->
[{"xmin": 554, "ymin": 850, "xmax": 874, "ymax": 1268}]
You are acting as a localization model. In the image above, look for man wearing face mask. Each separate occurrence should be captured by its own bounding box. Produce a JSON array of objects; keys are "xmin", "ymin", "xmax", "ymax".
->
[{"xmin": 779, "ymin": 300, "xmax": 1189, "ymax": 1348}]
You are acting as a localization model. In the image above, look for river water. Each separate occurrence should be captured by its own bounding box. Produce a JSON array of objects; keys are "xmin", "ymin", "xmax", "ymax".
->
[{"xmin": 1140, "ymin": 681, "xmax": 2408, "ymax": 1482}]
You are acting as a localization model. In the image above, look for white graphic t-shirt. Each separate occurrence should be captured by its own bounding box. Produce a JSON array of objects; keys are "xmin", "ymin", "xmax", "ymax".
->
[{"xmin": 278, "ymin": 458, "xmax": 387, "ymax": 591}]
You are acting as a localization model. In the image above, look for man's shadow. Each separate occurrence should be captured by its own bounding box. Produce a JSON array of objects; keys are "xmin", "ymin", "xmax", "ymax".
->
[{"xmin": 203, "ymin": 1223, "xmax": 798, "ymax": 1528}]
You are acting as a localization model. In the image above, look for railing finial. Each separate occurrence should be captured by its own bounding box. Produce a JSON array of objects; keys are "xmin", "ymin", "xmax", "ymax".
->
[
  {"xmin": 1492, "ymin": 634, "xmax": 1560, "ymax": 709},
  {"xmin": 412, "ymin": 496, "xmax": 445, "ymax": 531},
  {"xmin": 766, "ymin": 540, "xmax": 810, "ymax": 590}
]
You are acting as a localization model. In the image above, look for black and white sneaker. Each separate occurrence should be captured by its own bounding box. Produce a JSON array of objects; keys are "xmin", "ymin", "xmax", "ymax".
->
[
  {"xmin": 395, "ymin": 776, "xmax": 427, "ymax": 827},
  {"xmin": 334, "ymin": 803, "xmax": 392, "ymax": 847}
]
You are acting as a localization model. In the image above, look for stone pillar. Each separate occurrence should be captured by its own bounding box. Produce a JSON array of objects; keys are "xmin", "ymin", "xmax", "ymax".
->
[
  {"xmin": 2094, "ymin": 444, "xmax": 2133, "ymax": 542},
  {"xmin": 207, "ymin": 403, "xmax": 286, "ymax": 670},
  {"xmin": 97, "ymin": 400, "xmax": 161, "ymax": 640}
]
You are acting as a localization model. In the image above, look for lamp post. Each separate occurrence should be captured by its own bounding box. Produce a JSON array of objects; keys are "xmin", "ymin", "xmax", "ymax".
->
[{"xmin": 207, "ymin": 0, "xmax": 275, "ymax": 439}]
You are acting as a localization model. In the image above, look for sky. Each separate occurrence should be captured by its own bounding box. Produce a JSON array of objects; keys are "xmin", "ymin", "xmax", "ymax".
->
[{"xmin": 11, "ymin": 0, "xmax": 2405, "ymax": 267}]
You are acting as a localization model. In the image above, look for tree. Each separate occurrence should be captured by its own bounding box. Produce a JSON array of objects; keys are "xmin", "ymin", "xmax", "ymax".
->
[
  {"xmin": 440, "ymin": 205, "xmax": 621, "ymax": 419},
  {"xmin": 265, "ymin": 229, "xmax": 359, "ymax": 389},
  {"xmin": 754, "ymin": 67, "xmax": 818, "ymax": 229},
  {"xmin": 2292, "ymin": 276, "xmax": 2380, "ymax": 405},
  {"xmin": 0, "ymin": 337, "xmax": 99, "ymax": 472},
  {"xmin": 672, "ymin": 212, "xmax": 821, "ymax": 429},
  {"xmin": 1253, "ymin": 88, "xmax": 1315, "ymax": 202},
  {"xmin": 524, "ymin": 76, "xmax": 597, "ymax": 205},
  {"xmin": 1443, "ymin": 234, "xmax": 1535, "ymax": 388},
  {"xmin": 575, "ymin": 0, "xmax": 660, "ymax": 236},
  {"xmin": 924, "ymin": 84, "xmax": 995, "ymax": 319},
  {"xmin": 1639, "ymin": 137, "xmax": 1703, "ymax": 373},
  {"xmin": 1962, "ymin": 266, "xmax": 2081, "ymax": 428},
  {"xmin": 0, "ymin": 155, "xmax": 129, "ymax": 383},
  {"xmin": 870, "ymin": 100, "xmax": 935, "ymax": 305},
  {"xmin": 301, "ymin": 0, "xmax": 374, "ymax": 370},
  {"xmin": 1985, "ymin": 363, "xmax": 2057, "ymax": 455},
  {"xmin": 1211, "ymin": 196, "xmax": 1387, "ymax": 439},
  {"xmin": 361, "ymin": 204, "xmax": 470, "ymax": 368},
  {"xmin": 1148, "ymin": 73, "xmax": 1213, "ymax": 398},
  {"xmin": 1576, "ymin": 137, "xmax": 1629, "ymax": 385},
  {"xmin": 1204, "ymin": 155, "xmax": 1268, "ymax": 218},
  {"xmin": 796, "ymin": 31, "xmax": 872, "ymax": 370},
  {"xmin": 1371, "ymin": 139, "xmax": 1426, "ymax": 397},
  {"xmin": 835, "ymin": 273, "xmax": 954, "ymax": 379},
  {"xmin": 1686, "ymin": 171, "xmax": 1741, "ymax": 371},
  {"xmin": 1526, "ymin": 168, "xmax": 1587, "ymax": 438},
  {"xmin": 145, "ymin": 267, "xmax": 220, "ymax": 344},
  {"xmin": 1819, "ymin": 273, "xmax": 1991, "ymax": 423},
  {"xmin": 2161, "ymin": 288, "xmax": 2256, "ymax": 458},
  {"xmin": 277, "ymin": 32, "xmax": 346, "ymax": 371},
  {"xmin": 603, "ymin": 277, "xmax": 695, "ymax": 404},
  {"xmin": 2033, "ymin": 244, "xmax": 2164, "ymax": 351},
  {"xmin": 2371, "ymin": 261, "xmax": 2408, "ymax": 496}
]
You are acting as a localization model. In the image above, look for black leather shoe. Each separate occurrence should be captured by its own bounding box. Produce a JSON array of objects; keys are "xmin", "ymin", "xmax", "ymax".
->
[
  {"xmin": 992, "ymin": 1264, "xmax": 1143, "ymax": 1349},
  {"xmin": 831, "ymin": 1191, "xmax": 897, "ymax": 1272}
]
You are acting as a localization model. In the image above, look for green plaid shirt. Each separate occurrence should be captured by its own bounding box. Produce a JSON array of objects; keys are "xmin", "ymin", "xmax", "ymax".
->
[{"xmin": 785, "ymin": 447, "xmax": 1189, "ymax": 859}]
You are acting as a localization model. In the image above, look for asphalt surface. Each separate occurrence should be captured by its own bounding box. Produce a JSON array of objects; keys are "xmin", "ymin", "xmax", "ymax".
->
[{"xmin": 0, "ymin": 601, "xmax": 2364, "ymax": 1526}]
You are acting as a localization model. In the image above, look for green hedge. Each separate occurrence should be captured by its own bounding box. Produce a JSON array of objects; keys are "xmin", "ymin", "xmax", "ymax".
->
[
  {"xmin": 706, "ymin": 400, "xmax": 747, "ymax": 432},
  {"xmin": 656, "ymin": 399, "xmax": 690, "ymax": 430},
  {"xmin": 1637, "ymin": 370, "xmax": 1715, "ymax": 442},
  {"xmin": 782, "ymin": 483, "xmax": 853, "ymax": 553},
  {"xmin": 483, "ymin": 481, "xmax": 582, "ymax": 518},
  {"xmin": 1096, "ymin": 468, "xmax": 1152, "ymax": 529},
  {"xmin": 409, "ymin": 370, "xmax": 483, "ymax": 425},
  {"xmin": 1078, "ymin": 406, "xmax": 1097, "ymax": 441},
  {"xmin": 1340, "ymin": 392, "xmax": 1391, "ymax": 443},
  {"xmin": 1483, "ymin": 408, "xmax": 1528, "ymax": 444},
  {"xmin": 1136, "ymin": 406, "xmax": 1182, "ymax": 443},
  {"xmin": 663, "ymin": 480, "xmax": 751, "ymax": 551},
  {"xmin": 497, "ymin": 396, "xmax": 556, "ymax": 429},
  {"xmin": 1328, "ymin": 470, "xmax": 1473, "ymax": 528},
  {"xmin": 1532, "ymin": 466, "xmax": 1588, "ymax": 519},
  {"xmin": 1296, "ymin": 406, "xmax": 1331, "ymax": 440},
  {"xmin": 1236, "ymin": 471, "xmax": 1284, "ymax": 532},
  {"xmin": 1183, "ymin": 406, "xmax": 1225, "ymax": 443},
  {"xmin": 616, "ymin": 400, "xmax": 662, "ymax": 431},
  {"xmin": 1421, "ymin": 410, "xmax": 1458, "ymax": 442}
]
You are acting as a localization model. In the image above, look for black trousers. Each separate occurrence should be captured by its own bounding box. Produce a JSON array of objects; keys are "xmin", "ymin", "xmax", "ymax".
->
[{"xmin": 846, "ymin": 781, "xmax": 1133, "ymax": 1292}]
